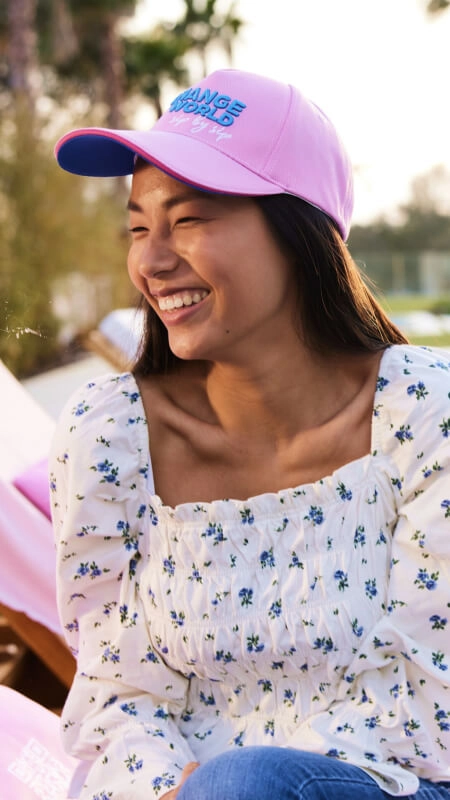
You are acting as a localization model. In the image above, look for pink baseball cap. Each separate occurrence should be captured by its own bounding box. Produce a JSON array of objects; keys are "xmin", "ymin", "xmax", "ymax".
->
[{"xmin": 55, "ymin": 69, "xmax": 354, "ymax": 240}]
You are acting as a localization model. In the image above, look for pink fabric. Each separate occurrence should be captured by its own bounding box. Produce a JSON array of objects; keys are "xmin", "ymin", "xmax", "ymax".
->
[
  {"xmin": 0, "ymin": 361, "xmax": 54, "ymax": 483},
  {"xmin": 0, "ymin": 479, "xmax": 62, "ymax": 635},
  {"xmin": 55, "ymin": 69, "xmax": 353, "ymax": 239},
  {"xmin": 0, "ymin": 685, "xmax": 77, "ymax": 799},
  {"xmin": 12, "ymin": 458, "xmax": 51, "ymax": 520}
]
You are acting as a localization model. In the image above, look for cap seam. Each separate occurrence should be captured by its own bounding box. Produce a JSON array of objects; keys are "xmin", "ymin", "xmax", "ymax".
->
[{"xmin": 260, "ymin": 84, "xmax": 294, "ymax": 174}]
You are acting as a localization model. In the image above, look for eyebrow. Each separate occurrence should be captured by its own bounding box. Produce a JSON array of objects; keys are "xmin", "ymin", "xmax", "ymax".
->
[{"xmin": 126, "ymin": 189, "xmax": 218, "ymax": 213}]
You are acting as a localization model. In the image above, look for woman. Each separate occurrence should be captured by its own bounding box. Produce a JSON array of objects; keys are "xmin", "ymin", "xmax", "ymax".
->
[{"xmin": 51, "ymin": 69, "xmax": 450, "ymax": 799}]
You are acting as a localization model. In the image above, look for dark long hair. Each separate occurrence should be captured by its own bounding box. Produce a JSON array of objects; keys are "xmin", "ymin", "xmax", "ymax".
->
[{"xmin": 133, "ymin": 194, "xmax": 407, "ymax": 377}]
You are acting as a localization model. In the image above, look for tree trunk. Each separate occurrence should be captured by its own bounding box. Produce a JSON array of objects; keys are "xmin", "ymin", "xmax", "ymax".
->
[
  {"xmin": 101, "ymin": 15, "xmax": 125, "ymax": 129},
  {"xmin": 6, "ymin": 0, "xmax": 39, "ymax": 112}
]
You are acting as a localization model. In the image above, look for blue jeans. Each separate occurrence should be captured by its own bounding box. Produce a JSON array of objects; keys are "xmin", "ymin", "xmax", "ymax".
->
[{"xmin": 177, "ymin": 747, "xmax": 450, "ymax": 799}]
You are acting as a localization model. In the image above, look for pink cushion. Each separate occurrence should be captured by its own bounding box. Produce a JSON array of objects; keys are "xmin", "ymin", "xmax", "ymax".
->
[
  {"xmin": 0, "ymin": 686, "xmax": 77, "ymax": 799},
  {"xmin": 12, "ymin": 458, "xmax": 51, "ymax": 520},
  {"xmin": 0, "ymin": 479, "xmax": 61, "ymax": 635}
]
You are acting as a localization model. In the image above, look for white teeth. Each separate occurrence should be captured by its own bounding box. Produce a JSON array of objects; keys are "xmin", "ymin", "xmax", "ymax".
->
[{"xmin": 157, "ymin": 291, "xmax": 208, "ymax": 311}]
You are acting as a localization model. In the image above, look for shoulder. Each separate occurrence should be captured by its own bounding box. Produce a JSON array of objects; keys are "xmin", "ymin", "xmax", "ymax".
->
[
  {"xmin": 376, "ymin": 344, "xmax": 450, "ymax": 410},
  {"xmin": 374, "ymin": 344, "xmax": 450, "ymax": 470},
  {"xmin": 50, "ymin": 371, "xmax": 149, "ymax": 498},
  {"xmin": 57, "ymin": 371, "xmax": 145, "ymax": 431}
]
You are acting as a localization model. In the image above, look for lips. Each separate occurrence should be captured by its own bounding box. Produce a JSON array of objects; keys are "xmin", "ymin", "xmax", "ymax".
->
[{"xmin": 156, "ymin": 290, "xmax": 209, "ymax": 311}]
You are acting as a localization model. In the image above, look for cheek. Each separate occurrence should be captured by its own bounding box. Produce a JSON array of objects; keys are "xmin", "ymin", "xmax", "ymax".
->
[{"xmin": 127, "ymin": 246, "xmax": 145, "ymax": 293}]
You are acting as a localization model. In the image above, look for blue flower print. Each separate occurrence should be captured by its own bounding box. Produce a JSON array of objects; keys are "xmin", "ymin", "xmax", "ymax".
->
[
  {"xmin": 283, "ymin": 689, "xmax": 296, "ymax": 707},
  {"xmin": 169, "ymin": 610, "xmax": 185, "ymax": 627},
  {"xmin": 313, "ymin": 637, "xmax": 334, "ymax": 655},
  {"xmin": 152, "ymin": 773, "xmax": 176, "ymax": 796},
  {"xmin": 326, "ymin": 748, "xmax": 346, "ymax": 759},
  {"xmin": 353, "ymin": 525, "xmax": 366, "ymax": 547},
  {"xmin": 188, "ymin": 564, "xmax": 202, "ymax": 583},
  {"xmin": 101, "ymin": 641, "xmax": 120, "ymax": 664},
  {"xmin": 148, "ymin": 504, "xmax": 159, "ymax": 526},
  {"xmin": 407, "ymin": 382, "xmax": 428, "ymax": 400},
  {"xmin": 336, "ymin": 482, "xmax": 352, "ymax": 501},
  {"xmin": 414, "ymin": 569, "xmax": 439, "ymax": 590},
  {"xmin": 432, "ymin": 651, "xmax": 448, "ymax": 671},
  {"xmin": 268, "ymin": 599, "xmax": 282, "ymax": 619},
  {"xmin": 75, "ymin": 561, "xmax": 105, "ymax": 580},
  {"xmin": 201, "ymin": 522, "xmax": 227, "ymax": 545},
  {"xmin": 264, "ymin": 719, "xmax": 275, "ymax": 737},
  {"xmin": 430, "ymin": 614, "xmax": 447, "ymax": 630},
  {"xmin": 122, "ymin": 390, "xmax": 140, "ymax": 404},
  {"xmin": 441, "ymin": 500, "xmax": 450, "ymax": 518},
  {"xmin": 141, "ymin": 646, "xmax": 160, "ymax": 664},
  {"xmin": 91, "ymin": 459, "xmax": 120, "ymax": 486},
  {"xmin": 72, "ymin": 400, "xmax": 91, "ymax": 417},
  {"xmin": 199, "ymin": 691, "xmax": 216, "ymax": 706},
  {"xmin": 351, "ymin": 618, "xmax": 364, "ymax": 638},
  {"xmin": 163, "ymin": 555, "xmax": 176, "ymax": 576},
  {"xmin": 394, "ymin": 425, "xmax": 414, "ymax": 444},
  {"xmin": 119, "ymin": 604, "xmax": 138, "ymax": 627},
  {"xmin": 334, "ymin": 570, "xmax": 349, "ymax": 591},
  {"xmin": 434, "ymin": 703, "xmax": 450, "ymax": 731},
  {"xmin": 304, "ymin": 505, "xmax": 324, "ymax": 526},
  {"xmin": 258, "ymin": 679, "xmax": 273, "ymax": 693},
  {"xmin": 260, "ymin": 548, "xmax": 275, "ymax": 568},
  {"xmin": 239, "ymin": 587, "xmax": 253, "ymax": 607},
  {"xmin": 365, "ymin": 579, "xmax": 378, "ymax": 598},
  {"xmin": 125, "ymin": 754, "xmax": 143, "ymax": 773},
  {"xmin": 276, "ymin": 517, "xmax": 289, "ymax": 532},
  {"xmin": 289, "ymin": 551, "xmax": 303, "ymax": 569},
  {"xmin": 240, "ymin": 507, "xmax": 254, "ymax": 524},
  {"xmin": 117, "ymin": 520, "xmax": 139, "ymax": 551},
  {"xmin": 154, "ymin": 707, "xmax": 169, "ymax": 720},
  {"xmin": 365, "ymin": 715, "xmax": 380, "ymax": 729},
  {"xmin": 403, "ymin": 719, "xmax": 420, "ymax": 737},
  {"xmin": 102, "ymin": 695, "xmax": 118, "ymax": 708},
  {"xmin": 120, "ymin": 701, "xmax": 137, "ymax": 716},
  {"xmin": 376, "ymin": 376, "xmax": 389, "ymax": 391},
  {"xmin": 439, "ymin": 418, "xmax": 450, "ymax": 438},
  {"xmin": 215, "ymin": 650, "xmax": 236, "ymax": 664},
  {"xmin": 246, "ymin": 633, "xmax": 264, "ymax": 653}
]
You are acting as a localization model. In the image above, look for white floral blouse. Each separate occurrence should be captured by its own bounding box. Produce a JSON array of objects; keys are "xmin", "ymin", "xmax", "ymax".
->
[{"xmin": 50, "ymin": 344, "xmax": 450, "ymax": 800}]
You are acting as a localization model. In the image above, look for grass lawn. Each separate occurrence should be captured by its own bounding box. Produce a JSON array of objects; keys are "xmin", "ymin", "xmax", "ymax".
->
[{"xmin": 378, "ymin": 293, "xmax": 450, "ymax": 349}]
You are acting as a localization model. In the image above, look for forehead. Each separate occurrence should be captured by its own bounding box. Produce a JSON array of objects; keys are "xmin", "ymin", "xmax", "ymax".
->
[{"xmin": 129, "ymin": 160, "xmax": 214, "ymax": 205}]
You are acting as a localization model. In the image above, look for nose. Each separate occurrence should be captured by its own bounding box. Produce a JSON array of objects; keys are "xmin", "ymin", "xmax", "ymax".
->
[{"xmin": 137, "ymin": 231, "xmax": 179, "ymax": 279}]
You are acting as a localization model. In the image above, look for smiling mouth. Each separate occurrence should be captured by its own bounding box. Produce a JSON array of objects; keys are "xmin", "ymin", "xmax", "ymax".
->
[{"xmin": 157, "ymin": 290, "xmax": 209, "ymax": 311}]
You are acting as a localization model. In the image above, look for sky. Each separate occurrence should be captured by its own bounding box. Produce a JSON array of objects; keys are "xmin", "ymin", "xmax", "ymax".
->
[{"xmin": 130, "ymin": 0, "xmax": 450, "ymax": 225}]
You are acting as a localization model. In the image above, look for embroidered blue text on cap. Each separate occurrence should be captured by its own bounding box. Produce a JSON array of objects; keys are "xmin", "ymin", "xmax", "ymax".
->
[{"xmin": 169, "ymin": 86, "xmax": 247, "ymax": 127}]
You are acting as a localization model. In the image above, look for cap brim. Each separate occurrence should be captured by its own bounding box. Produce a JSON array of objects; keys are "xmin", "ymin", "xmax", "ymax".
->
[{"xmin": 55, "ymin": 127, "xmax": 285, "ymax": 197}]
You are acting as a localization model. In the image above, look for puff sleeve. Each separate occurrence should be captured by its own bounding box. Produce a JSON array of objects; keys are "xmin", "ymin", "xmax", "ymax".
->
[
  {"xmin": 286, "ymin": 348, "xmax": 450, "ymax": 795},
  {"xmin": 50, "ymin": 375, "xmax": 197, "ymax": 800}
]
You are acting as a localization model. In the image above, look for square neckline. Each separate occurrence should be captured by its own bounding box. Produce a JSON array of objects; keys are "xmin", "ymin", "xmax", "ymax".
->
[{"xmin": 128, "ymin": 346, "xmax": 394, "ymax": 514}]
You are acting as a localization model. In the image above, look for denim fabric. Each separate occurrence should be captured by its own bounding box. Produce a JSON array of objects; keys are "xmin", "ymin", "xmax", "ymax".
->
[{"xmin": 178, "ymin": 748, "xmax": 450, "ymax": 800}]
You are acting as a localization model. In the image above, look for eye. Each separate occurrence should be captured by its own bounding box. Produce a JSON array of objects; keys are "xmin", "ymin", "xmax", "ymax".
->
[
  {"xmin": 174, "ymin": 216, "xmax": 201, "ymax": 226},
  {"xmin": 128, "ymin": 225, "xmax": 148, "ymax": 233}
]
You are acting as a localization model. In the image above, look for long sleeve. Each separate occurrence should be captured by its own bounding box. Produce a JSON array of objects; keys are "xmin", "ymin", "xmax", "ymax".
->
[
  {"xmin": 50, "ymin": 375, "xmax": 197, "ymax": 800},
  {"xmin": 286, "ymin": 347, "xmax": 450, "ymax": 795}
]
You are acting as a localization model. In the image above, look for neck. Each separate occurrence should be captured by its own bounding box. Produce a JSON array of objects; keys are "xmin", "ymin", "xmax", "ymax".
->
[{"xmin": 204, "ymin": 344, "xmax": 379, "ymax": 444}]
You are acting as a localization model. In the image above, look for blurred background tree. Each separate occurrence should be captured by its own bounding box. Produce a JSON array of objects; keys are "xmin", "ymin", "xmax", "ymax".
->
[
  {"xmin": 0, "ymin": 0, "xmax": 243, "ymax": 378},
  {"xmin": 427, "ymin": 0, "xmax": 450, "ymax": 12}
]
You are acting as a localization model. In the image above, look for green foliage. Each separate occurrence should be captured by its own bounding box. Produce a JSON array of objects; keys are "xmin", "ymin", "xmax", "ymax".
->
[{"xmin": 0, "ymin": 109, "xmax": 132, "ymax": 378}]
